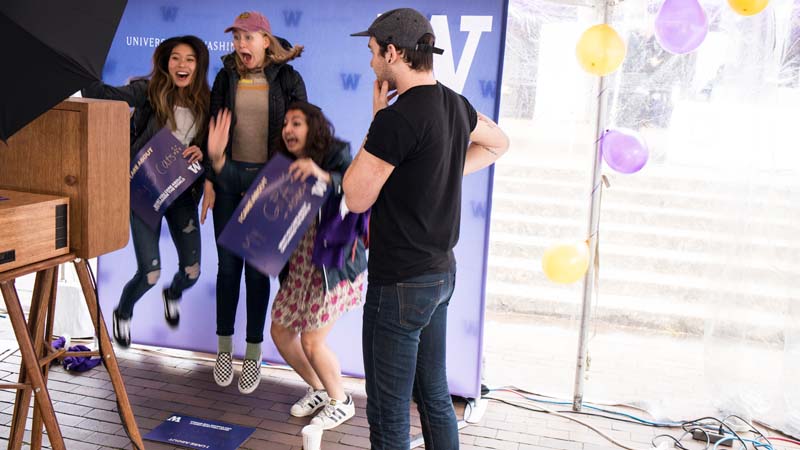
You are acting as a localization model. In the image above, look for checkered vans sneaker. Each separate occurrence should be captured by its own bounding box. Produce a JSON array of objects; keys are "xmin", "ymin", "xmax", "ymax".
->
[
  {"xmin": 213, "ymin": 352, "xmax": 233, "ymax": 387},
  {"xmin": 311, "ymin": 394, "xmax": 355, "ymax": 430},
  {"xmin": 162, "ymin": 288, "xmax": 180, "ymax": 328},
  {"xmin": 290, "ymin": 387, "xmax": 329, "ymax": 417},
  {"xmin": 238, "ymin": 355, "xmax": 262, "ymax": 394}
]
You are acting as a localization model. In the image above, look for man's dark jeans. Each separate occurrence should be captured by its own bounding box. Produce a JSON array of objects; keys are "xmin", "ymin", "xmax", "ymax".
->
[{"xmin": 362, "ymin": 271, "xmax": 459, "ymax": 450}]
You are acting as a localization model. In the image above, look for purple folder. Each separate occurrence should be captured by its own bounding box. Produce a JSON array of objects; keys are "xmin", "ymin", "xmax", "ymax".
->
[
  {"xmin": 129, "ymin": 127, "xmax": 204, "ymax": 230},
  {"xmin": 144, "ymin": 413, "xmax": 255, "ymax": 450},
  {"xmin": 217, "ymin": 153, "xmax": 330, "ymax": 276}
]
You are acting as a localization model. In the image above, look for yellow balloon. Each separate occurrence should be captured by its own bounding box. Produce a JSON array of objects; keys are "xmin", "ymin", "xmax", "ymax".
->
[
  {"xmin": 542, "ymin": 242, "xmax": 590, "ymax": 284},
  {"xmin": 727, "ymin": 0, "xmax": 769, "ymax": 16},
  {"xmin": 576, "ymin": 24, "xmax": 626, "ymax": 76}
]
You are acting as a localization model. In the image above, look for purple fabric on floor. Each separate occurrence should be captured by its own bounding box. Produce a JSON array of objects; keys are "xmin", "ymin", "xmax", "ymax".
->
[{"xmin": 51, "ymin": 336, "xmax": 102, "ymax": 372}]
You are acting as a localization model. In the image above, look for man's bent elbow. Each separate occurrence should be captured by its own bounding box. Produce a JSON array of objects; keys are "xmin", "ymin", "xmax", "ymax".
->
[
  {"xmin": 342, "ymin": 176, "xmax": 371, "ymax": 213},
  {"xmin": 497, "ymin": 130, "xmax": 511, "ymax": 155},
  {"xmin": 484, "ymin": 131, "xmax": 511, "ymax": 163},
  {"xmin": 345, "ymin": 196, "xmax": 370, "ymax": 214},
  {"xmin": 498, "ymin": 135, "xmax": 511, "ymax": 158}
]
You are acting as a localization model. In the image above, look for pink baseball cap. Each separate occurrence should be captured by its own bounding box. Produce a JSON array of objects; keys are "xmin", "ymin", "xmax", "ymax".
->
[{"xmin": 224, "ymin": 11, "xmax": 272, "ymax": 34}]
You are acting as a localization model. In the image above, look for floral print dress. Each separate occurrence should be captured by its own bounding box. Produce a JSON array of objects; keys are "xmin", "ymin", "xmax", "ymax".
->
[{"xmin": 271, "ymin": 222, "xmax": 365, "ymax": 333}]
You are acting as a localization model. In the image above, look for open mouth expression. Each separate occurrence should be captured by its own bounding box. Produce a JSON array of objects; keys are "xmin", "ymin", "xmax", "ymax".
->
[
  {"xmin": 169, "ymin": 43, "xmax": 196, "ymax": 88},
  {"xmin": 282, "ymin": 109, "xmax": 308, "ymax": 157},
  {"xmin": 233, "ymin": 30, "xmax": 269, "ymax": 70}
]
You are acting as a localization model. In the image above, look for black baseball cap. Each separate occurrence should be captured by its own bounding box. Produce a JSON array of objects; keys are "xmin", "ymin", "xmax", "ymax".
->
[{"xmin": 351, "ymin": 8, "xmax": 444, "ymax": 55}]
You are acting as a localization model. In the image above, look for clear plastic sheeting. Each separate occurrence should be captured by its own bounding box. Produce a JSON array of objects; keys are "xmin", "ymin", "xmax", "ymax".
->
[
  {"xmin": 485, "ymin": 0, "xmax": 800, "ymax": 434},
  {"xmin": 484, "ymin": 0, "xmax": 594, "ymax": 398}
]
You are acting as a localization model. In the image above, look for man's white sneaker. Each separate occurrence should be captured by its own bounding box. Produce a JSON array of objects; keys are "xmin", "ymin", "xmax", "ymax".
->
[
  {"xmin": 290, "ymin": 387, "xmax": 329, "ymax": 417},
  {"xmin": 310, "ymin": 394, "xmax": 355, "ymax": 430}
]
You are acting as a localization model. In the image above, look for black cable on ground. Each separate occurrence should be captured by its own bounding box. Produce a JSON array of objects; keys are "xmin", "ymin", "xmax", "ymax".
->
[{"xmin": 483, "ymin": 394, "xmax": 647, "ymax": 450}]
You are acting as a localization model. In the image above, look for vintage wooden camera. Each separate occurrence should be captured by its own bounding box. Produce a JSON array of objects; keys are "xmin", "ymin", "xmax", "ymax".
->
[
  {"xmin": 0, "ymin": 190, "xmax": 70, "ymax": 272},
  {"xmin": 0, "ymin": 98, "xmax": 130, "ymax": 266}
]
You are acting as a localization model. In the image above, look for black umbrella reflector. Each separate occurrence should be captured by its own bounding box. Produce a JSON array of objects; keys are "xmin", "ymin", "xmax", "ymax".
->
[
  {"xmin": 0, "ymin": 0, "xmax": 127, "ymax": 142},
  {"xmin": 0, "ymin": 13, "xmax": 96, "ymax": 142}
]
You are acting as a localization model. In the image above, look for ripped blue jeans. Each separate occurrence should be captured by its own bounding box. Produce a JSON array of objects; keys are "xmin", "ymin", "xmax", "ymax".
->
[{"xmin": 116, "ymin": 191, "xmax": 201, "ymax": 319}]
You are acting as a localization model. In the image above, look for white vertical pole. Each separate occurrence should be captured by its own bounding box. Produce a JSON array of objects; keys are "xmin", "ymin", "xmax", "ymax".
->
[{"xmin": 572, "ymin": 0, "xmax": 612, "ymax": 412}]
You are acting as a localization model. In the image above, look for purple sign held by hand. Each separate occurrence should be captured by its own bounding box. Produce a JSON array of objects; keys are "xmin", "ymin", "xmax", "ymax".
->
[
  {"xmin": 217, "ymin": 153, "xmax": 330, "ymax": 277},
  {"xmin": 129, "ymin": 127, "xmax": 204, "ymax": 230}
]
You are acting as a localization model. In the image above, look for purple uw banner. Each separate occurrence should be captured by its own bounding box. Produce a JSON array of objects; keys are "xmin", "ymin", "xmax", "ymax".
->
[
  {"xmin": 144, "ymin": 413, "xmax": 254, "ymax": 450},
  {"xmin": 217, "ymin": 153, "xmax": 330, "ymax": 277},
  {"xmin": 129, "ymin": 127, "xmax": 204, "ymax": 229},
  {"xmin": 96, "ymin": 0, "xmax": 508, "ymax": 398}
]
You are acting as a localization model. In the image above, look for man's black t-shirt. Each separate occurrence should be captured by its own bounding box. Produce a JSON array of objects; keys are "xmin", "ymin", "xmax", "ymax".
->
[{"xmin": 364, "ymin": 82, "xmax": 478, "ymax": 284}]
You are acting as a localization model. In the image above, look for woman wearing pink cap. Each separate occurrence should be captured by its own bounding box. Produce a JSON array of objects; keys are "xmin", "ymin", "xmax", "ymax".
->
[{"xmin": 203, "ymin": 10, "xmax": 306, "ymax": 394}]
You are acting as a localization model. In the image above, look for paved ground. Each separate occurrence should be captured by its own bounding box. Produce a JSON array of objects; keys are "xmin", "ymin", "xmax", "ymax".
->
[{"xmin": 0, "ymin": 310, "xmax": 798, "ymax": 450}]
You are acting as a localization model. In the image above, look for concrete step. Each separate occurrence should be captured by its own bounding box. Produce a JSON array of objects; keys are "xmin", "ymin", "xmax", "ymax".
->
[
  {"xmin": 487, "ymin": 255, "xmax": 795, "ymax": 310},
  {"xmin": 494, "ymin": 160, "xmax": 800, "ymax": 201},
  {"xmin": 494, "ymin": 175, "xmax": 800, "ymax": 215},
  {"xmin": 491, "ymin": 193, "xmax": 799, "ymax": 237},
  {"xmin": 488, "ymin": 232, "xmax": 800, "ymax": 283},
  {"xmin": 489, "ymin": 213, "xmax": 800, "ymax": 260},
  {"xmin": 485, "ymin": 281, "xmax": 787, "ymax": 340}
]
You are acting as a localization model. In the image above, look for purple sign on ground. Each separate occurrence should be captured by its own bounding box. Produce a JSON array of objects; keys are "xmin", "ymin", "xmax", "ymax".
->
[
  {"xmin": 217, "ymin": 153, "xmax": 330, "ymax": 276},
  {"xmin": 144, "ymin": 413, "xmax": 254, "ymax": 450},
  {"xmin": 129, "ymin": 127, "xmax": 204, "ymax": 230}
]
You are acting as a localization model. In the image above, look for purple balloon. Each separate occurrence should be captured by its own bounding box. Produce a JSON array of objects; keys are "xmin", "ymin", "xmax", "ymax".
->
[
  {"xmin": 600, "ymin": 129, "xmax": 649, "ymax": 174},
  {"xmin": 654, "ymin": 0, "xmax": 709, "ymax": 54}
]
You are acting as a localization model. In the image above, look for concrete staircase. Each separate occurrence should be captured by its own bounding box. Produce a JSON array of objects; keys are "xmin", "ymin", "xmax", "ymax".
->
[{"xmin": 485, "ymin": 156, "xmax": 800, "ymax": 340}]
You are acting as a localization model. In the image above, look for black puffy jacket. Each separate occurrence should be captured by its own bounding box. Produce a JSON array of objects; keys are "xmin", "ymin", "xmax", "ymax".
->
[{"xmin": 206, "ymin": 47, "xmax": 307, "ymax": 184}]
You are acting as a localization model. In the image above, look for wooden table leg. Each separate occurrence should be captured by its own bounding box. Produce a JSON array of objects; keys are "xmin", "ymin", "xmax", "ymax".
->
[
  {"xmin": 3, "ymin": 278, "xmax": 27, "ymax": 450},
  {"xmin": 31, "ymin": 269, "xmax": 59, "ymax": 450},
  {"xmin": 73, "ymin": 259, "xmax": 144, "ymax": 449},
  {"xmin": 7, "ymin": 268, "xmax": 55, "ymax": 450},
  {"xmin": 0, "ymin": 277, "xmax": 65, "ymax": 450}
]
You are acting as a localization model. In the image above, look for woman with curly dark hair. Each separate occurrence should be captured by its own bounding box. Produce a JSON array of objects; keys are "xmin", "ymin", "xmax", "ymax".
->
[{"xmin": 271, "ymin": 101, "xmax": 367, "ymax": 429}]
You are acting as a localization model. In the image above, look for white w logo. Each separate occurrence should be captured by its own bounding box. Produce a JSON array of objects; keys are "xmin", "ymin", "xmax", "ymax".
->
[
  {"xmin": 431, "ymin": 15, "xmax": 493, "ymax": 94},
  {"xmin": 187, "ymin": 161, "xmax": 202, "ymax": 174},
  {"xmin": 167, "ymin": 415, "xmax": 181, "ymax": 423},
  {"xmin": 311, "ymin": 179, "xmax": 327, "ymax": 197}
]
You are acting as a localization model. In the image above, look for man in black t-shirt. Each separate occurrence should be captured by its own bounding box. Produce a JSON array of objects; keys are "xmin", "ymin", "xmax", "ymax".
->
[{"xmin": 344, "ymin": 8, "xmax": 509, "ymax": 449}]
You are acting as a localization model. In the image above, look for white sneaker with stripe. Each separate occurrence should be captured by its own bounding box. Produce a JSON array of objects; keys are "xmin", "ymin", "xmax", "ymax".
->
[
  {"xmin": 290, "ymin": 387, "xmax": 329, "ymax": 417},
  {"xmin": 310, "ymin": 394, "xmax": 355, "ymax": 430}
]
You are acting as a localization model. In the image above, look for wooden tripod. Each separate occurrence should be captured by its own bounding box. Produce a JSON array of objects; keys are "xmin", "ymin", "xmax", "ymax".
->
[{"xmin": 0, "ymin": 254, "xmax": 144, "ymax": 450}]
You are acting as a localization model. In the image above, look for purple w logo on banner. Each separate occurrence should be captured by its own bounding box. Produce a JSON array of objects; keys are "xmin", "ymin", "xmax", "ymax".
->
[
  {"xmin": 217, "ymin": 153, "xmax": 330, "ymax": 277},
  {"xmin": 129, "ymin": 127, "xmax": 204, "ymax": 230}
]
